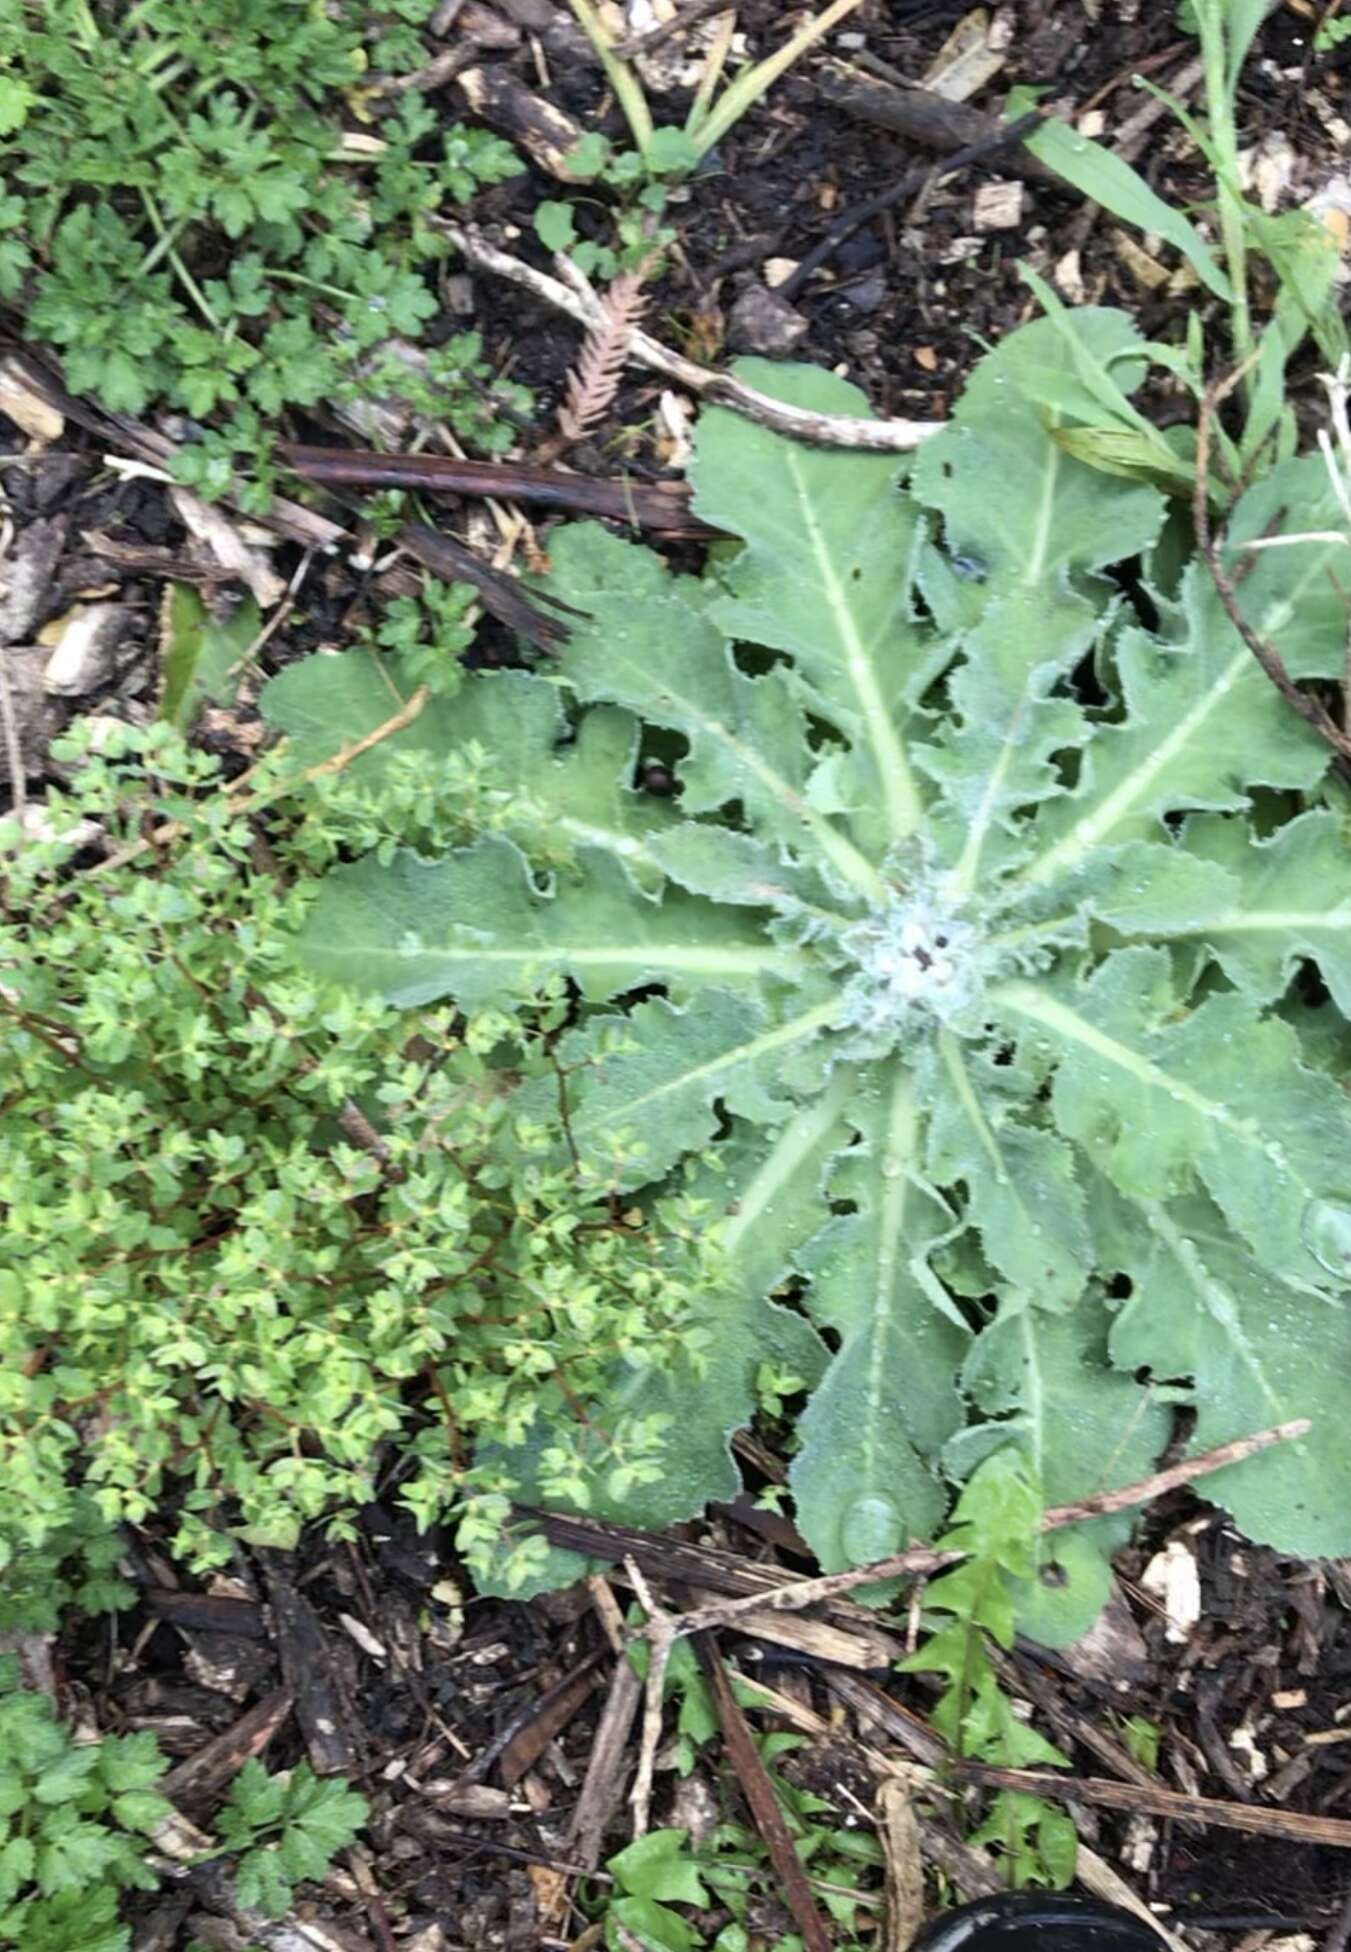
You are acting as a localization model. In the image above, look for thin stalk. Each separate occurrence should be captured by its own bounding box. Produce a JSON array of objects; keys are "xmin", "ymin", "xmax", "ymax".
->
[
  {"xmin": 144, "ymin": 56, "xmax": 190, "ymax": 92},
  {"xmin": 684, "ymin": 9, "xmax": 737, "ymax": 140},
  {"xmin": 139, "ymin": 190, "xmax": 220, "ymax": 329},
  {"xmin": 68, "ymin": 0, "xmax": 101, "ymax": 49},
  {"xmin": 690, "ymin": 0, "xmax": 865, "ymax": 159},
  {"xmin": 266, "ymin": 267, "xmax": 355, "ymax": 305},
  {"xmin": 567, "ymin": 0, "xmax": 654, "ymax": 156},
  {"xmin": 136, "ymin": 207, "xmax": 190, "ymax": 279},
  {"xmin": 1197, "ymin": 0, "xmax": 1251, "ymax": 375}
]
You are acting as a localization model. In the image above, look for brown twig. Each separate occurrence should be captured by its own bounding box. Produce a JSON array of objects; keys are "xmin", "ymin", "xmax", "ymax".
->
[
  {"xmin": 558, "ymin": 267, "xmax": 650, "ymax": 446},
  {"xmin": 397, "ymin": 522, "xmax": 581, "ymax": 652},
  {"xmin": 1196, "ymin": 371, "xmax": 1351, "ymax": 761},
  {"xmin": 1039, "ymin": 1417, "xmax": 1312, "ymax": 1528},
  {"xmin": 440, "ymin": 221, "xmax": 943, "ymax": 452},
  {"xmin": 695, "ymin": 1631, "xmax": 833, "ymax": 1952},
  {"xmin": 955, "ymin": 1763, "xmax": 1351, "ymax": 1850},
  {"xmin": 624, "ymin": 1557, "xmax": 675, "ymax": 1840},
  {"xmin": 0, "ymin": 341, "xmax": 343, "ymax": 554},
  {"xmin": 877, "ymin": 1775, "xmax": 924, "ymax": 1952},
  {"xmin": 282, "ymin": 445, "xmax": 720, "ymax": 538},
  {"xmin": 87, "ymin": 683, "xmax": 431, "ymax": 879},
  {"xmin": 366, "ymin": 43, "xmax": 477, "ymax": 97},
  {"xmin": 0, "ymin": 647, "xmax": 24, "ymax": 816},
  {"xmin": 623, "ymin": 1417, "xmax": 1312, "ymax": 1653}
]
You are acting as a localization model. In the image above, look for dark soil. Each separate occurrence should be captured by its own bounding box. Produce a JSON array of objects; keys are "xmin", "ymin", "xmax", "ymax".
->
[{"xmin": 6, "ymin": 2, "xmax": 1351, "ymax": 1947}]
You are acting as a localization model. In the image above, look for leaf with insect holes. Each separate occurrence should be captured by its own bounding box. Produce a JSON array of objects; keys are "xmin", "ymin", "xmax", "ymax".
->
[
  {"xmin": 281, "ymin": 311, "xmax": 1351, "ymax": 1630},
  {"xmin": 262, "ymin": 651, "xmax": 680, "ymax": 881}
]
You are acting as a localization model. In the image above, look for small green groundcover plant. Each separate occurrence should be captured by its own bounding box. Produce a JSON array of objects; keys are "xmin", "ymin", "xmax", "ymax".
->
[
  {"xmin": 0, "ymin": 715, "xmax": 725, "ymax": 1607},
  {"xmin": 277, "ymin": 306, "xmax": 1351, "ymax": 1637},
  {"xmin": 0, "ymin": 0, "xmax": 529, "ymax": 503},
  {"xmin": 0, "ymin": 1656, "xmax": 366, "ymax": 1949}
]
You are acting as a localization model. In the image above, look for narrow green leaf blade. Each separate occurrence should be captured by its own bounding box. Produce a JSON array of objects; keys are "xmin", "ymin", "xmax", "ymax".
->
[
  {"xmin": 160, "ymin": 586, "xmax": 260, "ymax": 730},
  {"xmin": 1024, "ymin": 117, "xmax": 1234, "ymax": 300}
]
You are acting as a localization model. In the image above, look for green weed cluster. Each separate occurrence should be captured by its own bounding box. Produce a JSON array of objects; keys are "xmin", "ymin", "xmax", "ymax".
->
[
  {"xmin": 0, "ymin": 0, "xmax": 529, "ymax": 502},
  {"xmin": 0, "ymin": 1654, "xmax": 367, "ymax": 1950},
  {"xmin": 0, "ymin": 715, "xmax": 725, "ymax": 1612}
]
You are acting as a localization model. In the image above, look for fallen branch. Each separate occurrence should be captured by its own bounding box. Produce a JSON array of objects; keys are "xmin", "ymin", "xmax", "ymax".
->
[
  {"xmin": 623, "ymin": 1417, "xmax": 1312, "ymax": 1651},
  {"xmin": 815, "ymin": 64, "xmax": 1064, "ymax": 188},
  {"xmin": 623, "ymin": 1557, "xmax": 674, "ymax": 1841},
  {"xmin": 695, "ymin": 1631, "xmax": 833, "ymax": 1952},
  {"xmin": 283, "ymin": 445, "xmax": 719, "ymax": 538},
  {"xmin": 955, "ymin": 1763, "xmax": 1351, "ymax": 1850},
  {"xmin": 439, "ymin": 221, "xmax": 943, "ymax": 453}
]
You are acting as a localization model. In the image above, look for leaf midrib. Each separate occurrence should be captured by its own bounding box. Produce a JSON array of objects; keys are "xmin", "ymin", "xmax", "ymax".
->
[{"xmin": 783, "ymin": 448, "xmax": 922, "ymax": 847}]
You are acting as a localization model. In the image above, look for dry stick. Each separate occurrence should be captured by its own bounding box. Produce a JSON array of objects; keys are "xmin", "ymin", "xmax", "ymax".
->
[
  {"xmin": 1039, "ymin": 1416, "xmax": 1311, "ymax": 1528},
  {"xmin": 439, "ymin": 221, "xmax": 943, "ymax": 453},
  {"xmin": 0, "ymin": 520, "xmax": 27, "ymax": 815},
  {"xmin": 955, "ymin": 1764, "xmax": 1351, "ymax": 1851},
  {"xmin": 1196, "ymin": 371, "xmax": 1351, "ymax": 760},
  {"xmin": 627, "ymin": 1417, "xmax": 1312, "ymax": 1650},
  {"xmin": 0, "ymin": 649, "xmax": 25, "ymax": 816},
  {"xmin": 695, "ymin": 1631, "xmax": 833, "ymax": 1952},
  {"xmin": 366, "ymin": 42, "xmax": 477, "ymax": 97},
  {"xmin": 623, "ymin": 1557, "xmax": 674, "ymax": 1841}
]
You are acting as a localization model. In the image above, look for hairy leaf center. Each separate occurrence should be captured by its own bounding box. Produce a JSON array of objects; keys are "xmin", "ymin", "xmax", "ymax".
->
[{"xmin": 836, "ymin": 897, "xmax": 983, "ymax": 1041}]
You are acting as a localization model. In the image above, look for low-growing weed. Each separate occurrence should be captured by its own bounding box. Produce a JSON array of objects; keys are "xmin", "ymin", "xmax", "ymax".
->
[
  {"xmin": 285, "ymin": 310, "xmax": 1351, "ymax": 1635},
  {"xmin": 0, "ymin": 1, "xmax": 528, "ymax": 500},
  {"xmin": 901, "ymin": 1453, "xmax": 1077, "ymax": 1888},
  {"xmin": 0, "ymin": 709, "xmax": 728, "ymax": 1605},
  {"xmin": 1013, "ymin": 0, "xmax": 1348, "ymax": 489},
  {"xmin": 0, "ymin": 1656, "xmax": 365, "ymax": 1948}
]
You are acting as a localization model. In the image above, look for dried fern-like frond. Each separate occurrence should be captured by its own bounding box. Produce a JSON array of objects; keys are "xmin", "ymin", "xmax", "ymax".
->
[{"xmin": 557, "ymin": 268, "xmax": 649, "ymax": 445}]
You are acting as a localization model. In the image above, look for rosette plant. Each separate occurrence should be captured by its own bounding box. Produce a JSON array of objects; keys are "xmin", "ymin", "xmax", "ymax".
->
[{"xmin": 269, "ymin": 311, "xmax": 1351, "ymax": 1629}]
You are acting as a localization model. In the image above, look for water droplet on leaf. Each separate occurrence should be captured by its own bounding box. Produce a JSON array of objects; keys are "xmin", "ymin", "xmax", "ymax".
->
[{"xmin": 1301, "ymin": 1200, "xmax": 1351, "ymax": 1280}]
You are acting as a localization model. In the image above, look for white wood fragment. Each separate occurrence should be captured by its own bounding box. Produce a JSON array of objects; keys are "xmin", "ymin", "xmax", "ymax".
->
[
  {"xmin": 972, "ymin": 180, "xmax": 1023, "ymax": 231},
  {"xmin": 1141, "ymin": 1540, "xmax": 1201, "ymax": 1644}
]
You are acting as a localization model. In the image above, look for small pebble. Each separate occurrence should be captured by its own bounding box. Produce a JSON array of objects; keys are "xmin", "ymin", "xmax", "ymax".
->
[
  {"xmin": 728, "ymin": 283, "xmax": 810, "ymax": 356},
  {"xmin": 42, "ymin": 602, "xmax": 130, "ymax": 696}
]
